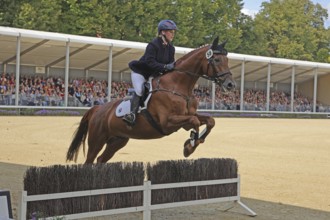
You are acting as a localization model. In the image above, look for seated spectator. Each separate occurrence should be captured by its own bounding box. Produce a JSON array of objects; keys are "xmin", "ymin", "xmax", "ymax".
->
[{"xmin": 2, "ymin": 72, "xmax": 329, "ymax": 113}]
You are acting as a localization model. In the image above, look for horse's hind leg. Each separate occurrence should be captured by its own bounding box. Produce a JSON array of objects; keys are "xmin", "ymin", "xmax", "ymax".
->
[
  {"xmin": 97, "ymin": 137, "xmax": 129, "ymax": 163},
  {"xmin": 85, "ymin": 135, "xmax": 107, "ymax": 164}
]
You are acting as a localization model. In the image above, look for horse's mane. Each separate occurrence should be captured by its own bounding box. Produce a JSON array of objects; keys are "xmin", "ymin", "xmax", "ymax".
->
[{"xmin": 176, "ymin": 44, "xmax": 209, "ymax": 64}]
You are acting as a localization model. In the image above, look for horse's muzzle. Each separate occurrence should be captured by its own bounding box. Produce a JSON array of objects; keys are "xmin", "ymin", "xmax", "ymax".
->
[{"xmin": 221, "ymin": 77, "xmax": 236, "ymax": 93}]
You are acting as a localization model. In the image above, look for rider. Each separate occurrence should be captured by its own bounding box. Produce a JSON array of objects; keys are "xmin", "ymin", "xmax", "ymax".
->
[{"xmin": 123, "ymin": 19, "xmax": 178, "ymax": 126}]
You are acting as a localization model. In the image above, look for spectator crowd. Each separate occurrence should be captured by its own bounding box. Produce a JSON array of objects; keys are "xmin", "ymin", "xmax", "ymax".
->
[
  {"xmin": 193, "ymin": 85, "xmax": 327, "ymax": 112},
  {"xmin": 1, "ymin": 72, "xmax": 329, "ymax": 113},
  {"xmin": 0, "ymin": 72, "xmax": 131, "ymax": 107}
]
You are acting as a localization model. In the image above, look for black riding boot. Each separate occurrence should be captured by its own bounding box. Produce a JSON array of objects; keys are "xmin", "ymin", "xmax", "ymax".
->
[{"xmin": 123, "ymin": 93, "xmax": 141, "ymax": 126}]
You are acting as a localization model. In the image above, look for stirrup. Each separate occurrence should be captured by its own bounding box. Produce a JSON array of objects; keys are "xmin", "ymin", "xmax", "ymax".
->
[{"xmin": 123, "ymin": 113, "xmax": 136, "ymax": 126}]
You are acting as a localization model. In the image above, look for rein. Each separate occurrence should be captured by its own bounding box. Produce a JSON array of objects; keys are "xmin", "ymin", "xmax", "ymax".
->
[
  {"xmin": 174, "ymin": 68, "xmax": 231, "ymax": 84},
  {"xmin": 151, "ymin": 77, "xmax": 192, "ymax": 109}
]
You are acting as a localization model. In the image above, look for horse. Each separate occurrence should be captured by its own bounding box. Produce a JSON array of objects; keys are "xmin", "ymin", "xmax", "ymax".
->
[{"xmin": 66, "ymin": 37, "xmax": 236, "ymax": 164}]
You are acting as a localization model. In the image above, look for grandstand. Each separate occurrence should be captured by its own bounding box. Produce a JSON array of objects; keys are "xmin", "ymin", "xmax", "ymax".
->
[{"xmin": 1, "ymin": 26, "xmax": 330, "ymax": 113}]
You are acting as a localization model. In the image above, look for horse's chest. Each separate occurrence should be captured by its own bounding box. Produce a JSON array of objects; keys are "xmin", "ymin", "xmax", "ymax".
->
[{"xmin": 170, "ymin": 98, "xmax": 196, "ymax": 115}]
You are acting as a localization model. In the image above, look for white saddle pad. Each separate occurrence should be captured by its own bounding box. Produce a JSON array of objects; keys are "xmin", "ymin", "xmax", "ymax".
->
[
  {"xmin": 115, "ymin": 77, "xmax": 154, "ymax": 118},
  {"xmin": 115, "ymin": 100, "xmax": 131, "ymax": 117}
]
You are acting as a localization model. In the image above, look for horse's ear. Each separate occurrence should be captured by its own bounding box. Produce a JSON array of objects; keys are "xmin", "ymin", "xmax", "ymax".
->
[
  {"xmin": 220, "ymin": 39, "xmax": 227, "ymax": 48},
  {"xmin": 211, "ymin": 36, "xmax": 219, "ymax": 50}
]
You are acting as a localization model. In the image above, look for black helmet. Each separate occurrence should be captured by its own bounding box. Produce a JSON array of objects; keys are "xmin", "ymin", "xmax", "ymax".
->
[{"xmin": 158, "ymin": 20, "xmax": 178, "ymax": 33}]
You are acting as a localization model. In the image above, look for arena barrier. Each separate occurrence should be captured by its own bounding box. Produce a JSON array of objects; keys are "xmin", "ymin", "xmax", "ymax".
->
[{"xmin": 18, "ymin": 175, "xmax": 256, "ymax": 219}]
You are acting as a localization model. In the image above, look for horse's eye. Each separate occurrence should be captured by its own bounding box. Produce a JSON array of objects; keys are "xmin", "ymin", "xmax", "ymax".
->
[{"xmin": 214, "ymin": 58, "xmax": 220, "ymax": 62}]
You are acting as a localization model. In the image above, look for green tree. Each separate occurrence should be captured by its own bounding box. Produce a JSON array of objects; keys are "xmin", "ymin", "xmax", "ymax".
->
[
  {"xmin": 103, "ymin": 0, "xmax": 159, "ymax": 41},
  {"xmin": 196, "ymin": 0, "xmax": 244, "ymax": 50},
  {"xmin": 13, "ymin": 0, "xmax": 62, "ymax": 32},
  {"xmin": 0, "ymin": 0, "xmax": 24, "ymax": 26},
  {"xmin": 59, "ymin": 0, "xmax": 110, "ymax": 36},
  {"xmin": 148, "ymin": 0, "xmax": 208, "ymax": 47},
  {"xmin": 0, "ymin": 0, "xmax": 252, "ymax": 54},
  {"xmin": 254, "ymin": 0, "xmax": 329, "ymax": 62},
  {"xmin": 2, "ymin": 0, "xmax": 329, "ymax": 62},
  {"xmin": 233, "ymin": 13, "xmax": 268, "ymax": 55},
  {"xmin": 98, "ymin": 0, "xmax": 246, "ymax": 49}
]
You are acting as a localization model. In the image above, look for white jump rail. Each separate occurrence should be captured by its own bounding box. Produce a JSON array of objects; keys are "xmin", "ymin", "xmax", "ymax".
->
[{"xmin": 18, "ymin": 175, "xmax": 256, "ymax": 219}]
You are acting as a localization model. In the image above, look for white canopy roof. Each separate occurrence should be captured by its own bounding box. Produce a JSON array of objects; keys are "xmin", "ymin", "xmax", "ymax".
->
[{"xmin": 1, "ymin": 26, "xmax": 330, "ymax": 84}]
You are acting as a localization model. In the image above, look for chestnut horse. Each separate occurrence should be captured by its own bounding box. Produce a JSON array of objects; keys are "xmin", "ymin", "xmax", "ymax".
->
[{"xmin": 66, "ymin": 37, "xmax": 236, "ymax": 164}]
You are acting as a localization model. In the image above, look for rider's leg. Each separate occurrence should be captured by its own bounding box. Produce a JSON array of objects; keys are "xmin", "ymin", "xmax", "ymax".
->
[
  {"xmin": 123, "ymin": 72, "xmax": 144, "ymax": 126},
  {"xmin": 131, "ymin": 71, "xmax": 145, "ymax": 96},
  {"xmin": 123, "ymin": 92, "xmax": 141, "ymax": 125}
]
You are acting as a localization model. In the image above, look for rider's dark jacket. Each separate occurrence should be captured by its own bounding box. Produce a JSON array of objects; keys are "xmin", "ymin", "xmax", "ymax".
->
[{"xmin": 129, "ymin": 37, "xmax": 175, "ymax": 79}]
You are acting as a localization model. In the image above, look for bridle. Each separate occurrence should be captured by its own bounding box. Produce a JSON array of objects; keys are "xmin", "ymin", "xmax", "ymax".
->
[
  {"xmin": 204, "ymin": 49, "xmax": 232, "ymax": 85},
  {"xmin": 174, "ymin": 47, "xmax": 232, "ymax": 85}
]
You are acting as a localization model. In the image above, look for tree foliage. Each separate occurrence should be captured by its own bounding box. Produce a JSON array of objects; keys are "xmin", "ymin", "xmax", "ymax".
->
[
  {"xmin": 254, "ymin": 0, "xmax": 329, "ymax": 62},
  {"xmin": 13, "ymin": 0, "xmax": 62, "ymax": 32},
  {"xmin": 0, "ymin": 0, "xmax": 329, "ymax": 63}
]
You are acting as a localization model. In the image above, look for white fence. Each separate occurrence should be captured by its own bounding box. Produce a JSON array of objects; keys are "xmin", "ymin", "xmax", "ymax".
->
[{"xmin": 18, "ymin": 175, "xmax": 256, "ymax": 220}]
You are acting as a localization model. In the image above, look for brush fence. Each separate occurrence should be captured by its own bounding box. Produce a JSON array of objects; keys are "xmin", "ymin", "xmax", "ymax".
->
[
  {"xmin": 18, "ymin": 177, "xmax": 256, "ymax": 219},
  {"xmin": 18, "ymin": 159, "xmax": 256, "ymax": 219}
]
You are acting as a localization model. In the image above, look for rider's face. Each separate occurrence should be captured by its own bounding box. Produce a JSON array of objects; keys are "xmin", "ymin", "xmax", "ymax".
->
[{"xmin": 162, "ymin": 30, "xmax": 175, "ymax": 42}]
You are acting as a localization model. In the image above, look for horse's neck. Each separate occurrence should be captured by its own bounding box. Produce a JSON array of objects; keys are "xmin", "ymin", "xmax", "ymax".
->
[
  {"xmin": 156, "ymin": 48, "xmax": 206, "ymax": 95},
  {"xmin": 156, "ymin": 68, "xmax": 199, "ymax": 98},
  {"xmin": 177, "ymin": 47, "xmax": 205, "ymax": 74},
  {"xmin": 171, "ymin": 50, "xmax": 205, "ymax": 94}
]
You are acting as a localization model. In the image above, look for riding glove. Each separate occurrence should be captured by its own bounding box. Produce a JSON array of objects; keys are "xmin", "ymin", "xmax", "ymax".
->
[{"xmin": 164, "ymin": 62, "xmax": 175, "ymax": 71}]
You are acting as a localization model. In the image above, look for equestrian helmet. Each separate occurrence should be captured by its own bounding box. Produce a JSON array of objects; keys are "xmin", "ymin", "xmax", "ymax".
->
[{"xmin": 158, "ymin": 20, "xmax": 178, "ymax": 33}]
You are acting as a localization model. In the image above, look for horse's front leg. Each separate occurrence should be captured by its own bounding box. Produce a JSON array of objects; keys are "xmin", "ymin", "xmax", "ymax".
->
[
  {"xmin": 181, "ymin": 114, "xmax": 215, "ymax": 157},
  {"xmin": 166, "ymin": 115, "xmax": 201, "ymax": 156},
  {"xmin": 195, "ymin": 113, "xmax": 215, "ymax": 143}
]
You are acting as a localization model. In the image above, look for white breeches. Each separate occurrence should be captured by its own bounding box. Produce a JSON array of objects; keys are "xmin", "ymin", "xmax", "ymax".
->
[{"xmin": 131, "ymin": 71, "xmax": 145, "ymax": 96}]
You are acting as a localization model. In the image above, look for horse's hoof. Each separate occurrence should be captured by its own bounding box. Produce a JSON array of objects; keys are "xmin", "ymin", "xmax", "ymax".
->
[
  {"xmin": 183, "ymin": 139, "xmax": 191, "ymax": 157},
  {"xmin": 183, "ymin": 147, "xmax": 190, "ymax": 158}
]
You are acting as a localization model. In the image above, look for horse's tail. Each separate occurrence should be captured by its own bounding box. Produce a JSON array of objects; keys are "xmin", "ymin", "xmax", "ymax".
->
[{"xmin": 66, "ymin": 106, "xmax": 97, "ymax": 162}]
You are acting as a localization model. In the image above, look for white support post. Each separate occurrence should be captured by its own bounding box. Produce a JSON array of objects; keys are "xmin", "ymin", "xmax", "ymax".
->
[
  {"xmin": 290, "ymin": 66, "xmax": 295, "ymax": 112},
  {"xmin": 237, "ymin": 200, "xmax": 257, "ymax": 217},
  {"xmin": 240, "ymin": 60, "xmax": 245, "ymax": 111},
  {"xmin": 64, "ymin": 40, "xmax": 70, "ymax": 107},
  {"xmin": 14, "ymin": 35, "xmax": 21, "ymax": 106},
  {"xmin": 211, "ymin": 82, "xmax": 215, "ymax": 110},
  {"xmin": 237, "ymin": 175, "xmax": 257, "ymax": 216},
  {"xmin": 18, "ymin": 191, "xmax": 27, "ymax": 220},
  {"xmin": 313, "ymin": 69, "xmax": 318, "ymax": 113},
  {"xmin": 266, "ymin": 63, "xmax": 271, "ymax": 111},
  {"xmin": 223, "ymin": 175, "xmax": 257, "ymax": 217},
  {"xmin": 143, "ymin": 181, "xmax": 151, "ymax": 220},
  {"xmin": 107, "ymin": 46, "xmax": 113, "ymax": 102}
]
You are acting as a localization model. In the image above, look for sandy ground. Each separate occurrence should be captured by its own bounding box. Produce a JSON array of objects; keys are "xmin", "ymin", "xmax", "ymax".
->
[{"xmin": 0, "ymin": 116, "xmax": 330, "ymax": 220}]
